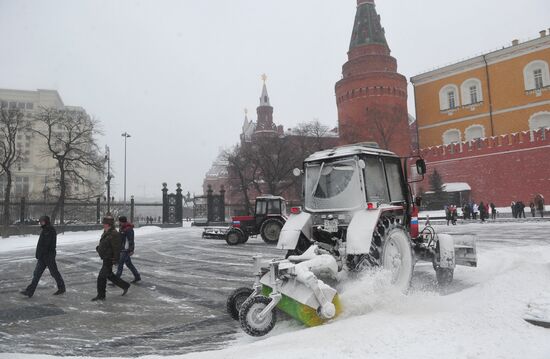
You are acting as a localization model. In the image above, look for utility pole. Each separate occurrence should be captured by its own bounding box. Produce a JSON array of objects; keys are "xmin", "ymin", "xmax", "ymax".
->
[
  {"xmin": 43, "ymin": 175, "xmax": 48, "ymax": 216},
  {"xmin": 121, "ymin": 132, "xmax": 131, "ymax": 213},
  {"xmin": 105, "ymin": 145, "xmax": 112, "ymax": 214}
]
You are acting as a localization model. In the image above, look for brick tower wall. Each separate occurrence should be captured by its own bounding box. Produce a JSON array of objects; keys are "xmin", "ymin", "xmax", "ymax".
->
[{"xmin": 418, "ymin": 128, "xmax": 550, "ymax": 206}]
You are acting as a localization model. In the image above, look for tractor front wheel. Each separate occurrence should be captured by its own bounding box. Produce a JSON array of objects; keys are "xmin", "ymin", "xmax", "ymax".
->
[
  {"xmin": 239, "ymin": 296, "xmax": 276, "ymax": 337},
  {"xmin": 260, "ymin": 219, "xmax": 284, "ymax": 244}
]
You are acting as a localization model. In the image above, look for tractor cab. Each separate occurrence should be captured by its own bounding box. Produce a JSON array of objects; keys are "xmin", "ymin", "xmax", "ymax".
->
[{"xmin": 225, "ymin": 196, "xmax": 287, "ymax": 245}]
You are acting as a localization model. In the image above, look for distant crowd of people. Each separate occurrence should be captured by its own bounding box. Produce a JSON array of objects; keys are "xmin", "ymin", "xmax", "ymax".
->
[
  {"xmin": 444, "ymin": 194, "xmax": 545, "ymax": 225},
  {"xmin": 512, "ymin": 201, "xmax": 545, "ymax": 219},
  {"xmin": 139, "ymin": 216, "xmax": 162, "ymax": 224}
]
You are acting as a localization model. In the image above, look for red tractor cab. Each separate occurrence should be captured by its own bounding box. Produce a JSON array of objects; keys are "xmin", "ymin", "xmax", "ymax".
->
[{"xmin": 225, "ymin": 196, "xmax": 287, "ymax": 245}]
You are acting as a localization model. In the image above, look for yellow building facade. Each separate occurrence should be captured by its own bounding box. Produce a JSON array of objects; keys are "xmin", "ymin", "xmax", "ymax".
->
[{"xmin": 411, "ymin": 31, "xmax": 550, "ymax": 148}]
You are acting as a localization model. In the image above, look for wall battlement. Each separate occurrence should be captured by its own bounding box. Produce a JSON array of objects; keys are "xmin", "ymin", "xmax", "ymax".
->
[{"xmin": 420, "ymin": 128, "xmax": 550, "ymax": 162}]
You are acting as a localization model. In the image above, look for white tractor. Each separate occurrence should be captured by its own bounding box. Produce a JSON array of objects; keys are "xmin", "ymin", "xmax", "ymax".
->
[{"xmin": 226, "ymin": 143, "xmax": 477, "ymax": 336}]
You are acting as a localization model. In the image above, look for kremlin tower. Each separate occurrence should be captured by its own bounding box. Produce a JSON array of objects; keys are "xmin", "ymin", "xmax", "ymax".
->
[{"xmin": 335, "ymin": 0, "xmax": 411, "ymax": 156}]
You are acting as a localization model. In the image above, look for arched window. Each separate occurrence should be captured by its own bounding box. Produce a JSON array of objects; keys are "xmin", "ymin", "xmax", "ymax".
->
[
  {"xmin": 439, "ymin": 84, "xmax": 460, "ymax": 111},
  {"xmin": 442, "ymin": 129, "xmax": 461, "ymax": 145},
  {"xmin": 461, "ymin": 78, "xmax": 483, "ymax": 105},
  {"xmin": 529, "ymin": 112, "xmax": 550, "ymax": 131},
  {"xmin": 523, "ymin": 60, "xmax": 550, "ymax": 90},
  {"xmin": 465, "ymin": 124, "xmax": 485, "ymax": 141}
]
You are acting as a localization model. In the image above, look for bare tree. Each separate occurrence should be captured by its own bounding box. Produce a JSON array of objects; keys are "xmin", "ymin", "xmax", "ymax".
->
[
  {"xmin": 339, "ymin": 116, "xmax": 366, "ymax": 145},
  {"xmin": 365, "ymin": 106, "xmax": 406, "ymax": 151},
  {"xmin": 32, "ymin": 107, "xmax": 104, "ymax": 224},
  {"xmin": 339, "ymin": 107, "xmax": 406, "ymax": 149},
  {"xmin": 251, "ymin": 136, "xmax": 302, "ymax": 196},
  {"xmin": 0, "ymin": 105, "xmax": 25, "ymax": 233},
  {"xmin": 294, "ymin": 120, "xmax": 331, "ymax": 156},
  {"xmin": 224, "ymin": 144, "xmax": 260, "ymax": 215}
]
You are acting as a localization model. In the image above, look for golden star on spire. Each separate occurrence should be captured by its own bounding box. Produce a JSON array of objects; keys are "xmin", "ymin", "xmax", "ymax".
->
[{"xmin": 261, "ymin": 73, "xmax": 267, "ymax": 84}]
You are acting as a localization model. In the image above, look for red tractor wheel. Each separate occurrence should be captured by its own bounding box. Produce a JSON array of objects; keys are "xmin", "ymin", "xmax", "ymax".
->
[
  {"xmin": 225, "ymin": 229, "xmax": 244, "ymax": 246},
  {"xmin": 260, "ymin": 218, "xmax": 284, "ymax": 244}
]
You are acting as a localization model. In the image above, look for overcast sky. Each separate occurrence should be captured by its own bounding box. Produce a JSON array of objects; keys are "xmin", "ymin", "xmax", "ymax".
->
[{"xmin": 1, "ymin": 0, "xmax": 548, "ymax": 200}]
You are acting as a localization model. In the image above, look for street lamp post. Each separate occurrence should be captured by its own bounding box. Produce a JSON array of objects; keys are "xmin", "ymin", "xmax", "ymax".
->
[
  {"xmin": 43, "ymin": 175, "xmax": 48, "ymax": 216},
  {"xmin": 121, "ymin": 132, "xmax": 131, "ymax": 213},
  {"xmin": 105, "ymin": 145, "xmax": 113, "ymax": 214}
]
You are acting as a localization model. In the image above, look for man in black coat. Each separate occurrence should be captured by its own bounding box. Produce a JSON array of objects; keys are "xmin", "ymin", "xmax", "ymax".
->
[
  {"xmin": 21, "ymin": 216, "xmax": 65, "ymax": 298},
  {"xmin": 115, "ymin": 216, "xmax": 141, "ymax": 283},
  {"xmin": 91, "ymin": 215, "xmax": 130, "ymax": 301}
]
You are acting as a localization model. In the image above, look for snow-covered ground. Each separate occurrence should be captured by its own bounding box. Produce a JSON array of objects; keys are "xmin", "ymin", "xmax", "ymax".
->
[
  {"xmin": 1, "ymin": 222, "xmax": 550, "ymax": 359},
  {"xmin": 0, "ymin": 226, "xmax": 176, "ymax": 253}
]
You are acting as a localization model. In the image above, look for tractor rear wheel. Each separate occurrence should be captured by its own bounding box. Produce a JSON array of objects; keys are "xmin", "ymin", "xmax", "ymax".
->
[
  {"xmin": 380, "ymin": 227, "xmax": 415, "ymax": 292},
  {"xmin": 346, "ymin": 216, "xmax": 414, "ymax": 292},
  {"xmin": 260, "ymin": 219, "xmax": 284, "ymax": 244},
  {"xmin": 225, "ymin": 229, "xmax": 243, "ymax": 246},
  {"xmin": 239, "ymin": 296, "xmax": 276, "ymax": 337},
  {"xmin": 226, "ymin": 287, "xmax": 254, "ymax": 320}
]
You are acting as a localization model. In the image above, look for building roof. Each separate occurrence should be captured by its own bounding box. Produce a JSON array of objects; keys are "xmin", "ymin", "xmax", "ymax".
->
[
  {"xmin": 349, "ymin": 0, "xmax": 388, "ymax": 50},
  {"xmin": 442, "ymin": 182, "xmax": 471, "ymax": 192},
  {"xmin": 411, "ymin": 32, "xmax": 550, "ymax": 85}
]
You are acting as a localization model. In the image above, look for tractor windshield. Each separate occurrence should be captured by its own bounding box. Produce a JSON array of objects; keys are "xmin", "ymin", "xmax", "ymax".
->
[{"xmin": 305, "ymin": 158, "xmax": 363, "ymax": 211}]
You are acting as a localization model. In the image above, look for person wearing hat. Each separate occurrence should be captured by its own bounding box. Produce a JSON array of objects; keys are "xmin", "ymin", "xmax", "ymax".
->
[
  {"xmin": 20, "ymin": 216, "xmax": 65, "ymax": 298},
  {"xmin": 115, "ymin": 216, "xmax": 141, "ymax": 283},
  {"xmin": 92, "ymin": 214, "xmax": 130, "ymax": 301}
]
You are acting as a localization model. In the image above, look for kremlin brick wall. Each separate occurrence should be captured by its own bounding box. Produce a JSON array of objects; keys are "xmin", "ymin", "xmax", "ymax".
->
[{"xmin": 419, "ymin": 128, "xmax": 550, "ymax": 206}]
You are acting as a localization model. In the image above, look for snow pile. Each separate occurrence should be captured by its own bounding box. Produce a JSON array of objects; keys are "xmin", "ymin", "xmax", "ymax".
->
[{"xmin": 0, "ymin": 225, "xmax": 180, "ymax": 253}]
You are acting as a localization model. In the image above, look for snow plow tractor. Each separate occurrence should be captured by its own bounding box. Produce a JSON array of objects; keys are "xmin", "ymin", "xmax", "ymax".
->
[
  {"xmin": 226, "ymin": 143, "xmax": 477, "ymax": 337},
  {"xmin": 225, "ymin": 196, "xmax": 287, "ymax": 245}
]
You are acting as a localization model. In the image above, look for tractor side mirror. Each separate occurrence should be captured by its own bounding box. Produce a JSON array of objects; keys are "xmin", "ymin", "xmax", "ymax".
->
[
  {"xmin": 292, "ymin": 168, "xmax": 302, "ymax": 177},
  {"xmin": 416, "ymin": 159, "xmax": 426, "ymax": 175}
]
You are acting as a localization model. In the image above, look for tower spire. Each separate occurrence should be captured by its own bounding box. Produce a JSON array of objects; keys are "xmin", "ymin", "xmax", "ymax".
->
[
  {"xmin": 349, "ymin": 0, "xmax": 388, "ymax": 53},
  {"xmin": 255, "ymin": 74, "xmax": 275, "ymax": 134},
  {"xmin": 260, "ymin": 73, "xmax": 270, "ymax": 106},
  {"xmin": 335, "ymin": 0, "xmax": 411, "ymax": 156}
]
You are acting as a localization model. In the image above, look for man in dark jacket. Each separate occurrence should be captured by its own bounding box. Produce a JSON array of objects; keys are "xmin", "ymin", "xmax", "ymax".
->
[
  {"xmin": 92, "ymin": 215, "xmax": 130, "ymax": 301},
  {"xmin": 21, "ymin": 216, "xmax": 65, "ymax": 298},
  {"xmin": 115, "ymin": 216, "xmax": 141, "ymax": 283}
]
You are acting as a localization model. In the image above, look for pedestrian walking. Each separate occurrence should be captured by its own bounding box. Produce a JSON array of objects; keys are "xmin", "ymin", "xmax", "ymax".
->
[
  {"xmin": 20, "ymin": 216, "xmax": 65, "ymax": 298},
  {"xmin": 511, "ymin": 201, "xmax": 516, "ymax": 218},
  {"xmin": 535, "ymin": 194, "xmax": 545, "ymax": 218},
  {"xmin": 479, "ymin": 202, "xmax": 487, "ymax": 222},
  {"xmin": 462, "ymin": 203, "xmax": 470, "ymax": 220},
  {"xmin": 529, "ymin": 202, "xmax": 536, "ymax": 217},
  {"xmin": 472, "ymin": 202, "xmax": 479, "ymax": 220},
  {"xmin": 518, "ymin": 201, "xmax": 526, "ymax": 218},
  {"xmin": 451, "ymin": 205, "xmax": 458, "ymax": 225},
  {"xmin": 92, "ymin": 215, "xmax": 130, "ymax": 301},
  {"xmin": 116, "ymin": 216, "xmax": 141, "ymax": 283},
  {"xmin": 490, "ymin": 202, "xmax": 497, "ymax": 220},
  {"xmin": 445, "ymin": 205, "xmax": 451, "ymax": 225}
]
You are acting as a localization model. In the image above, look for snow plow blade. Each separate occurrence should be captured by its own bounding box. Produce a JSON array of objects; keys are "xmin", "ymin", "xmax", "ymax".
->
[
  {"xmin": 261, "ymin": 285, "xmax": 342, "ymax": 327},
  {"xmin": 453, "ymin": 235, "xmax": 477, "ymax": 267},
  {"xmin": 202, "ymin": 226, "xmax": 229, "ymax": 239}
]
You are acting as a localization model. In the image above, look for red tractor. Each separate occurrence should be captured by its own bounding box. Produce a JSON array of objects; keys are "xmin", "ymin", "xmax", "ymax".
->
[{"xmin": 225, "ymin": 196, "xmax": 287, "ymax": 245}]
